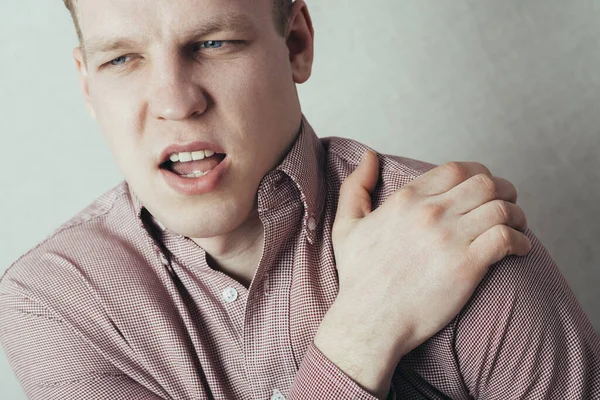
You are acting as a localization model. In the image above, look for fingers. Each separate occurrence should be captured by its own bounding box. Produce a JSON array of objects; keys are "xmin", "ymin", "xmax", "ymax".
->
[
  {"xmin": 468, "ymin": 225, "xmax": 532, "ymax": 269},
  {"xmin": 405, "ymin": 162, "xmax": 492, "ymax": 196},
  {"xmin": 335, "ymin": 150, "xmax": 380, "ymax": 224},
  {"xmin": 442, "ymin": 175, "xmax": 518, "ymax": 215},
  {"xmin": 458, "ymin": 200, "xmax": 528, "ymax": 241}
]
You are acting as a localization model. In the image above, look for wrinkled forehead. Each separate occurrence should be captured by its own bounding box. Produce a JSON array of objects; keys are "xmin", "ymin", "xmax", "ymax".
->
[{"xmin": 75, "ymin": 0, "xmax": 270, "ymax": 43}]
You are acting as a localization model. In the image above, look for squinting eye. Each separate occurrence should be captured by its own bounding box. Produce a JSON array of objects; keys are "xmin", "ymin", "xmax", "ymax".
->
[
  {"xmin": 199, "ymin": 40, "xmax": 226, "ymax": 49},
  {"xmin": 110, "ymin": 56, "xmax": 129, "ymax": 66}
]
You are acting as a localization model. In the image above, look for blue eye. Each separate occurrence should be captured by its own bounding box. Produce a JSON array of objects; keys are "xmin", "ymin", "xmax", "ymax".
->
[
  {"xmin": 110, "ymin": 56, "xmax": 129, "ymax": 66},
  {"xmin": 200, "ymin": 40, "xmax": 226, "ymax": 49}
]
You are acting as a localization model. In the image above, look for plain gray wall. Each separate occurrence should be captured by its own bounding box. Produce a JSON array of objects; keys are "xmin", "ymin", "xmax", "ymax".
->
[{"xmin": 1, "ymin": 1, "xmax": 599, "ymax": 398}]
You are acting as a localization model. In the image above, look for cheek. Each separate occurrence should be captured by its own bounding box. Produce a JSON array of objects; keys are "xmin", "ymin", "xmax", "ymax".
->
[
  {"xmin": 208, "ymin": 41, "xmax": 294, "ymax": 112},
  {"xmin": 211, "ymin": 49, "xmax": 297, "ymax": 141},
  {"xmin": 88, "ymin": 80, "xmax": 146, "ymax": 177},
  {"xmin": 90, "ymin": 81, "xmax": 142, "ymax": 131}
]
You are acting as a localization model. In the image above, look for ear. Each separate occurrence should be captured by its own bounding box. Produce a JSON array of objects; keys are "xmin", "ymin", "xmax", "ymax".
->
[
  {"xmin": 286, "ymin": 0, "xmax": 314, "ymax": 84},
  {"xmin": 73, "ymin": 47, "xmax": 97, "ymax": 120}
]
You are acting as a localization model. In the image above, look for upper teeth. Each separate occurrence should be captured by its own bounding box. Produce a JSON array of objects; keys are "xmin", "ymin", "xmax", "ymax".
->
[{"xmin": 170, "ymin": 150, "xmax": 215, "ymax": 163}]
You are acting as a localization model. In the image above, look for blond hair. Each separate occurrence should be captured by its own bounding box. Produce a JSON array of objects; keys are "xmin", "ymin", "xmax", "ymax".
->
[{"xmin": 62, "ymin": 0, "xmax": 293, "ymax": 44}]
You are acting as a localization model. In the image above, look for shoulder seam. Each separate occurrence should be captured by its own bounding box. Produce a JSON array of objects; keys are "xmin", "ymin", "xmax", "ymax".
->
[
  {"xmin": 1, "ymin": 307, "xmax": 66, "ymax": 324},
  {"xmin": 31, "ymin": 372, "xmax": 129, "ymax": 388},
  {"xmin": 326, "ymin": 139, "xmax": 424, "ymax": 178},
  {"xmin": 1, "ymin": 187, "xmax": 129, "ymax": 285}
]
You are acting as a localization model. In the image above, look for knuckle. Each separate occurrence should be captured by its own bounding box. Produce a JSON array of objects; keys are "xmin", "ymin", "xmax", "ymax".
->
[
  {"xmin": 395, "ymin": 184, "xmax": 418, "ymax": 204},
  {"xmin": 443, "ymin": 162, "xmax": 468, "ymax": 180},
  {"xmin": 418, "ymin": 202, "xmax": 445, "ymax": 225},
  {"xmin": 475, "ymin": 174, "xmax": 497, "ymax": 196},
  {"xmin": 495, "ymin": 225, "xmax": 513, "ymax": 251},
  {"xmin": 493, "ymin": 200, "xmax": 511, "ymax": 223},
  {"xmin": 472, "ymin": 162, "xmax": 492, "ymax": 176}
]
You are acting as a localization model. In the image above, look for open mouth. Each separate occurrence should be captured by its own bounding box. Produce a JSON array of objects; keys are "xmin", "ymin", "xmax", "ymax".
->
[{"xmin": 160, "ymin": 150, "xmax": 227, "ymax": 178}]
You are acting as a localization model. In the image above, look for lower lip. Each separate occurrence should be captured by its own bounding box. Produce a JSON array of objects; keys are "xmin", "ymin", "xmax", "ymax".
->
[{"xmin": 160, "ymin": 156, "xmax": 230, "ymax": 196}]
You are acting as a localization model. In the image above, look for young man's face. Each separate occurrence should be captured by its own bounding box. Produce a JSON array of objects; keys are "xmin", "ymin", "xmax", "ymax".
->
[{"xmin": 74, "ymin": 0, "xmax": 313, "ymax": 238}]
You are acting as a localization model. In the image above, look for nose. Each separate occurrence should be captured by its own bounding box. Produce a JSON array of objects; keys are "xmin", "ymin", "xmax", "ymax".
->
[{"xmin": 148, "ymin": 55, "xmax": 208, "ymax": 121}]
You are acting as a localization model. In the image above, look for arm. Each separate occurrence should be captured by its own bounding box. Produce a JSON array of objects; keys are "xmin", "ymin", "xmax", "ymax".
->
[
  {"xmin": 289, "ymin": 343, "xmax": 395, "ymax": 400},
  {"xmin": 0, "ymin": 289, "xmax": 164, "ymax": 400},
  {"xmin": 455, "ymin": 230, "xmax": 600, "ymax": 399},
  {"xmin": 291, "ymin": 155, "xmax": 533, "ymax": 400},
  {"xmin": 1, "ymin": 276, "xmax": 392, "ymax": 400}
]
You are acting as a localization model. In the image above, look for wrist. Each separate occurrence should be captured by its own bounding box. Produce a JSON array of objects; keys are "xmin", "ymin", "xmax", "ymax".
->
[{"xmin": 314, "ymin": 300, "xmax": 400, "ymax": 399}]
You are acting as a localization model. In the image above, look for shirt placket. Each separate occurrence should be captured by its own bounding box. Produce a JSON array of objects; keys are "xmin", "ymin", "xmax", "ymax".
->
[
  {"xmin": 151, "ymin": 228, "xmax": 253, "ymax": 399},
  {"xmin": 243, "ymin": 173, "xmax": 304, "ymax": 400}
]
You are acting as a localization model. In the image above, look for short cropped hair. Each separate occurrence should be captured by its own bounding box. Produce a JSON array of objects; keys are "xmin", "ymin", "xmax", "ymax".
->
[{"xmin": 62, "ymin": 0, "xmax": 294, "ymax": 46}]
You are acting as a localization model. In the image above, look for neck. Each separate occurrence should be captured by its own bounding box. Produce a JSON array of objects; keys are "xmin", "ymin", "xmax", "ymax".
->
[{"xmin": 191, "ymin": 209, "xmax": 264, "ymax": 289}]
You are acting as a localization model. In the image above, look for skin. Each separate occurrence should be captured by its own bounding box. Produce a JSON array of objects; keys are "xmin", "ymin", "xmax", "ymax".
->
[
  {"xmin": 72, "ymin": 1, "xmax": 533, "ymax": 397},
  {"xmin": 73, "ymin": 0, "xmax": 314, "ymax": 286},
  {"xmin": 319, "ymin": 157, "xmax": 531, "ymax": 397}
]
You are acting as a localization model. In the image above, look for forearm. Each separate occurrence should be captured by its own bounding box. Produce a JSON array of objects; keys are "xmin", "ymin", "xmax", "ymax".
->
[
  {"xmin": 289, "ymin": 342, "xmax": 395, "ymax": 400},
  {"xmin": 292, "ymin": 298, "xmax": 408, "ymax": 400},
  {"xmin": 0, "ymin": 299, "xmax": 164, "ymax": 400},
  {"xmin": 313, "ymin": 307, "xmax": 396, "ymax": 398}
]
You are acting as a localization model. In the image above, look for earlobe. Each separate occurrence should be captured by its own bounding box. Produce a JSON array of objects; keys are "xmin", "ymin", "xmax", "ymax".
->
[
  {"xmin": 286, "ymin": 0, "xmax": 315, "ymax": 84},
  {"xmin": 72, "ymin": 47, "xmax": 97, "ymax": 120}
]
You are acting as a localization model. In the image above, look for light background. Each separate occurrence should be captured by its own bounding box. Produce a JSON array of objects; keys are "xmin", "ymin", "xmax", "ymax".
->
[{"xmin": 1, "ymin": 1, "xmax": 599, "ymax": 398}]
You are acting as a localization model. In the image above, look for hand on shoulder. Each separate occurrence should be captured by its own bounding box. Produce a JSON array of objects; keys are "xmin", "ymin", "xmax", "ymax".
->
[{"xmin": 315, "ymin": 151, "xmax": 531, "ymax": 399}]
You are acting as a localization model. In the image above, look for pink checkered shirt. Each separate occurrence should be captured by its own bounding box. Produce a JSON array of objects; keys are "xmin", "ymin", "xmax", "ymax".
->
[{"xmin": 1, "ymin": 117, "xmax": 599, "ymax": 399}]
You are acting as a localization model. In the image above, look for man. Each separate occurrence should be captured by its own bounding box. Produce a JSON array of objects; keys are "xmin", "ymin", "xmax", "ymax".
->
[{"xmin": 1, "ymin": 0, "xmax": 598, "ymax": 399}]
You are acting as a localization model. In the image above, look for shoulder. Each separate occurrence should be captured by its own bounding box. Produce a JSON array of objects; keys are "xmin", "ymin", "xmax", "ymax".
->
[
  {"xmin": 453, "ymin": 230, "xmax": 600, "ymax": 396},
  {"xmin": 322, "ymin": 135, "xmax": 437, "ymax": 177},
  {"xmin": 456, "ymin": 230, "xmax": 595, "ymax": 344},
  {"xmin": 0, "ymin": 181, "xmax": 149, "ymax": 313},
  {"xmin": 398, "ymin": 231, "xmax": 600, "ymax": 399},
  {"xmin": 321, "ymin": 136, "xmax": 438, "ymax": 206}
]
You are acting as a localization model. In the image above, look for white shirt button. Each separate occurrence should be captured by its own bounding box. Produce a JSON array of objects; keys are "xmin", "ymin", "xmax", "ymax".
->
[
  {"xmin": 271, "ymin": 389, "xmax": 286, "ymax": 400},
  {"xmin": 307, "ymin": 217, "xmax": 317, "ymax": 231},
  {"xmin": 222, "ymin": 287, "xmax": 238, "ymax": 303}
]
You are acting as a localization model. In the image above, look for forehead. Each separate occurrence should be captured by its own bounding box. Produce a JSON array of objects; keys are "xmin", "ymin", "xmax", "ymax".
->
[{"xmin": 76, "ymin": 0, "xmax": 271, "ymax": 42}]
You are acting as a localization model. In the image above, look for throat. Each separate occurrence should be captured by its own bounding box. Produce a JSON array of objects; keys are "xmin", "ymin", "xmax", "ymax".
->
[
  {"xmin": 192, "ymin": 211, "xmax": 265, "ymax": 289},
  {"xmin": 205, "ymin": 253, "xmax": 258, "ymax": 289}
]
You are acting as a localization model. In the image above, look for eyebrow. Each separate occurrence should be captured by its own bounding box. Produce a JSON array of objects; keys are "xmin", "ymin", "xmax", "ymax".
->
[{"xmin": 84, "ymin": 13, "xmax": 257, "ymax": 61}]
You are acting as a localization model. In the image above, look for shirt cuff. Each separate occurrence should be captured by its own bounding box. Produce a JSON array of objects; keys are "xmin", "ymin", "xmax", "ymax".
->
[{"xmin": 289, "ymin": 342, "xmax": 390, "ymax": 400}]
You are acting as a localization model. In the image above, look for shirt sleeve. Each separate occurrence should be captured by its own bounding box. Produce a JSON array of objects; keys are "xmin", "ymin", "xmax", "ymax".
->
[
  {"xmin": 0, "ymin": 285, "xmax": 164, "ymax": 400},
  {"xmin": 454, "ymin": 229, "xmax": 600, "ymax": 399},
  {"xmin": 289, "ymin": 342, "xmax": 395, "ymax": 400}
]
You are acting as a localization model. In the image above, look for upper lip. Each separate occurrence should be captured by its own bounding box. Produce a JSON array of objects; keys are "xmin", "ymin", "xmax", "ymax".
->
[{"xmin": 159, "ymin": 141, "xmax": 226, "ymax": 165}]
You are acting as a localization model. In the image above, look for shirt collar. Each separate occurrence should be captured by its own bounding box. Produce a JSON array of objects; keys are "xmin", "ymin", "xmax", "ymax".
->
[
  {"xmin": 127, "ymin": 114, "xmax": 327, "ymax": 243},
  {"xmin": 273, "ymin": 115, "xmax": 327, "ymax": 244},
  {"xmin": 127, "ymin": 181, "xmax": 145, "ymax": 221}
]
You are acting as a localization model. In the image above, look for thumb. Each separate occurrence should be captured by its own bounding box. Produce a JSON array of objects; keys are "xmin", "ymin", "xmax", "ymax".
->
[{"xmin": 336, "ymin": 150, "xmax": 380, "ymax": 223}]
